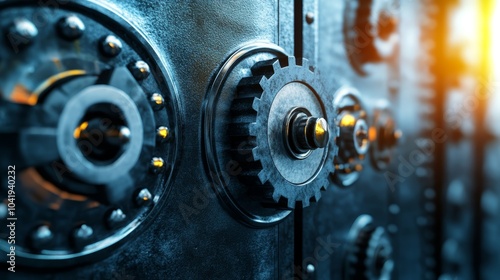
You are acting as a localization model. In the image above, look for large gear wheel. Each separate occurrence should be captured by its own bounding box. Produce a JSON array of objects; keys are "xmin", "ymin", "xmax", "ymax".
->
[
  {"xmin": 229, "ymin": 56, "xmax": 337, "ymax": 209},
  {"xmin": 203, "ymin": 43, "xmax": 338, "ymax": 226},
  {"xmin": 344, "ymin": 215, "xmax": 394, "ymax": 280}
]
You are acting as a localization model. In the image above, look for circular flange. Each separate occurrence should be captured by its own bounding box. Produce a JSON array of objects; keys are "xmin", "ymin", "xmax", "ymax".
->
[
  {"xmin": 203, "ymin": 43, "xmax": 292, "ymax": 227},
  {"xmin": 333, "ymin": 87, "xmax": 370, "ymax": 187},
  {"xmin": 58, "ymin": 85, "xmax": 144, "ymax": 185},
  {"xmin": 0, "ymin": 1, "xmax": 179, "ymax": 267}
]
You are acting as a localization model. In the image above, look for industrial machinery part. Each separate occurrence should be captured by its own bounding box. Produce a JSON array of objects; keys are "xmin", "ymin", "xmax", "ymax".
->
[
  {"xmin": 0, "ymin": 2, "xmax": 179, "ymax": 267},
  {"xmin": 343, "ymin": 0, "xmax": 399, "ymax": 75},
  {"xmin": 369, "ymin": 101, "xmax": 401, "ymax": 171},
  {"xmin": 203, "ymin": 43, "xmax": 337, "ymax": 227},
  {"xmin": 343, "ymin": 215, "xmax": 394, "ymax": 280},
  {"xmin": 333, "ymin": 86, "xmax": 370, "ymax": 187}
]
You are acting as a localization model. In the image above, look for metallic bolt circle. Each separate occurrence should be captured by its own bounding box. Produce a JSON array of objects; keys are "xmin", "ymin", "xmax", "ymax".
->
[
  {"xmin": 100, "ymin": 35, "xmax": 122, "ymax": 57},
  {"xmin": 128, "ymin": 60, "xmax": 151, "ymax": 80},
  {"xmin": 30, "ymin": 225, "xmax": 53, "ymax": 250},
  {"xmin": 57, "ymin": 85, "xmax": 144, "ymax": 185},
  {"xmin": 57, "ymin": 15, "xmax": 85, "ymax": 40},
  {"xmin": 7, "ymin": 17, "xmax": 38, "ymax": 49},
  {"xmin": 135, "ymin": 188, "xmax": 153, "ymax": 206},
  {"xmin": 150, "ymin": 93, "xmax": 165, "ymax": 110},
  {"xmin": 150, "ymin": 157, "xmax": 165, "ymax": 174},
  {"xmin": 73, "ymin": 224, "xmax": 93, "ymax": 240},
  {"xmin": 106, "ymin": 209, "xmax": 127, "ymax": 228},
  {"xmin": 156, "ymin": 126, "xmax": 170, "ymax": 143},
  {"xmin": 0, "ymin": 2, "xmax": 178, "ymax": 268}
]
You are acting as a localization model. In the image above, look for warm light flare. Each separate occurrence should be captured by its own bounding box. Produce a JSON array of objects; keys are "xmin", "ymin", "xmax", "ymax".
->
[{"xmin": 492, "ymin": 0, "xmax": 500, "ymax": 79}]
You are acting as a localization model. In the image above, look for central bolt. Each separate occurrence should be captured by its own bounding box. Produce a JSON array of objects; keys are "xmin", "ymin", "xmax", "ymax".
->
[{"xmin": 286, "ymin": 108, "xmax": 329, "ymax": 159}]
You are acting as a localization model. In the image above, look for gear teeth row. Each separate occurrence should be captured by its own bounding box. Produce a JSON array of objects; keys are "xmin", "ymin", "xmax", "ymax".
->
[{"xmin": 228, "ymin": 55, "xmax": 336, "ymax": 209}]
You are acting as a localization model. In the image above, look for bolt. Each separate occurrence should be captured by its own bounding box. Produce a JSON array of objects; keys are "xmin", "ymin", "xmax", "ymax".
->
[
  {"xmin": 128, "ymin": 61, "xmax": 151, "ymax": 80},
  {"xmin": 100, "ymin": 35, "xmax": 123, "ymax": 57},
  {"xmin": 294, "ymin": 115, "xmax": 329, "ymax": 150},
  {"xmin": 306, "ymin": 264, "xmax": 315, "ymax": 274},
  {"xmin": 150, "ymin": 157, "xmax": 165, "ymax": 174},
  {"xmin": 150, "ymin": 93, "xmax": 165, "ymax": 110},
  {"xmin": 135, "ymin": 188, "xmax": 153, "ymax": 206},
  {"xmin": 7, "ymin": 18, "xmax": 38, "ymax": 51},
  {"xmin": 57, "ymin": 15, "xmax": 85, "ymax": 41},
  {"xmin": 156, "ymin": 126, "xmax": 170, "ymax": 142},
  {"xmin": 72, "ymin": 224, "xmax": 93, "ymax": 248},
  {"xmin": 107, "ymin": 208, "xmax": 126, "ymax": 228},
  {"xmin": 305, "ymin": 12, "xmax": 315, "ymax": 24},
  {"xmin": 30, "ymin": 225, "xmax": 53, "ymax": 250}
]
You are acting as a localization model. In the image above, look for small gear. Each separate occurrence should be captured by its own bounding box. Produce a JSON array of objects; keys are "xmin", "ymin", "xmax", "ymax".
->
[
  {"xmin": 344, "ymin": 215, "xmax": 394, "ymax": 280},
  {"xmin": 333, "ymin": 87, "xmax": 370, "ymax": 187},
  {"xmin": 228, "ymin": 56, "xmax": 337, "ymax": 209}
]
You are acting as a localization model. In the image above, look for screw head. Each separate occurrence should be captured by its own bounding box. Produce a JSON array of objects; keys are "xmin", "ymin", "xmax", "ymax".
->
[
  {"xmin": 128, "ymin": 61, "xmax": 151, "ymax": 80},
  {"xmin": 150, "ymin": 157, "xmax": 165, "ymax": 174},
  {"xmin": 107, "ymin": 208, "xmax": 126, "ymax": 228},
  {"xmin": 57, "ymin": 15, "xmax": 85, "ymax": 41},
  {"xmin": 135, "ymin": 188, "xmax": 153, "ymax": 206},
  {"xmin": 7, "ymin": 18, "xmax": 38, "ymax": 50},
  {"xmin": 156, "ymin": 126, "xmax": 170, "ymax": 143},
  {"xmin": 100, "ymin": 35, "xmax": 123, "ymax": 57},
  {"xmin": 305, "ymin": 12, "xmax": 315, "ymax": 24},
  {"xmin": 150, "ymin": 93, "xmax": 165, "ymax": 110},
  {"xmin": 30, "ymin": 225, "xmax": 53, "ymax": 250},
  {"xmin": 72, "ymin": 224, "xmax": 93, "ymax": 248}
]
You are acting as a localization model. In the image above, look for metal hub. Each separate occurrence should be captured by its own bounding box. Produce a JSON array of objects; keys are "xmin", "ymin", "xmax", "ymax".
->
[
  {"xmin": 285, "ymin": 107, "xmax": 330, "ymax": 159},
  {"xmin": 333, "ymin": 87, "xmax": 370, "ymax": 187}
]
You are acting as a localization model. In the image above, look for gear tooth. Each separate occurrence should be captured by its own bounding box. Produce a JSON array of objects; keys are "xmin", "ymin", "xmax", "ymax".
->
[
  {"xmin": 312, "ymin": 190, "xmax": 322, "ymax": 203},
  {"xmin": 287, "ymin": 198, "xmax": 296, "ymax": 209},
  {"xmin": 258, "ymin": 76, "xmax": 269, "ymax": 90},
  {"xmin": 302, "ymin": 199, "xmax": 310, "ymax": 208},
  {"xmin": 257, "ymin": 170, "xmax": 269, "ymax": 184},
  {"xmin": 251, "ymin": 146, "xmax": 260, "ymax": 160},
  {"xmin": 288, "ymin": 56, "xmax": 296, "ymax": 67},
  {"xmin": 252, "ymin": 97, "xmax": 260, "ymax": 111},
  {"xmin": 251, "ymin": 58, "xmax": 279, "ymax": 78},
  {"xmin": 302, "ymin": 58, "xmax": 310, "ymax": 69},
  {"xmin": 249, "ymin": 122, "xmax": 258, "ymax": 136},
  {"xmin": 272, "ymin": 59, "xmax": 283, "ymax": 73}
]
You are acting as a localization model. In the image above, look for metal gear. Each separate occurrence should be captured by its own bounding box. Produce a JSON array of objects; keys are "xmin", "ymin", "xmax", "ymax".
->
[
  {"xmin": 333, "ymin": 86, "xmax": 370, "ymax": 187},
  {"xmin": 344, "ymin": 215, "xmax": 394, "ymax": 280},
  {"xmin": 229, "ymin": 56, "xmax": 337, "ymax": 209},
  {"xmin": 343, "ymin": 0, "xmax": 400, "ymax": 75}
]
